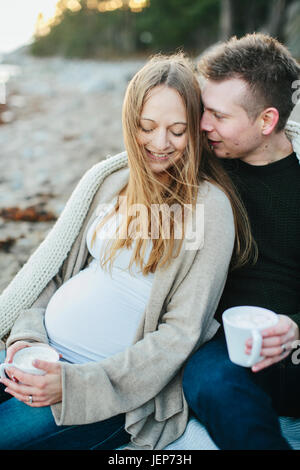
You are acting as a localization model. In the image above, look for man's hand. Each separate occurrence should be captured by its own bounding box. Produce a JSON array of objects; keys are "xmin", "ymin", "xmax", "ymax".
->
[{"xmin": 245, "ymin": 315, "xmax": 300, "ymax": 372}]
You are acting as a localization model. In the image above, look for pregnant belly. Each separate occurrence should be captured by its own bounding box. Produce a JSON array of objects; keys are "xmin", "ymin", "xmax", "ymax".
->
[{"xmin": 45, "ymin": 262, "xmax": 151, "ymax": 363}]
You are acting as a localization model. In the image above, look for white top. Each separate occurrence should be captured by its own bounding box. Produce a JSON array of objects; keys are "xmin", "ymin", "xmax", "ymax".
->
[{"xmin": 45, "ymin": 198, "xmax": 154, "ymax": 364}]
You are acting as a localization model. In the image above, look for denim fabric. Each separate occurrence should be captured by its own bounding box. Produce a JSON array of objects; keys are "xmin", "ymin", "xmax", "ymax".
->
[
  {"xmin": 0, "ymin": 349, "xmax": 130, "ymax": 450},
  {"xmin": 183, "ymin": 330, "xmax": 300, "ymax": 450},
  {"xmin": 0, "ymin": 397, "xmax": 130, "ymax": 449}
]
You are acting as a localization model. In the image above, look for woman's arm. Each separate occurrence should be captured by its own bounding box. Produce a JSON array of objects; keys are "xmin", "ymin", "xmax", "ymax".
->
[
  {"xmin": 1, "ymin": 275, "xmax": 63, "ymax": 396},
  {"xmin": 6, "ymin": 273, "xmax": 63, "ymax": 348}
]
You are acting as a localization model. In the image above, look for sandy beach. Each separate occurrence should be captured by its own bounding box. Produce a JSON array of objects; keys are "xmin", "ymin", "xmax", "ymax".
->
[
  {"xmin": 0, "ymin": 50, "xmax": 299, "ymax": 293},
  {"xmin": 0, "ymin": 51, "xmax": 144, "ymax": 292}
]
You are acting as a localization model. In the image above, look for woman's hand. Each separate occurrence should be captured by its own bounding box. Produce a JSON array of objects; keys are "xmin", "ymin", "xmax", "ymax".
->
[
  {"xmin": 4, "ymin": 341, "xmax": 36, "ymax": 381},
  {"xmin": 245, "ymin": 315, "xmax": 300, "ymax": 373},
  {"xmin": 0, "ymin": 358, "xmax": 62, "ymax": 407},
  {"xmin": 5, "ymin": 340, "xmax": 34, "ymax": 364}
]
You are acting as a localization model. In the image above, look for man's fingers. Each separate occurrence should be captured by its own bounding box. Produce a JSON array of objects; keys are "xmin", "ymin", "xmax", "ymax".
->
[
  {"xmin": 260, "ymin": 341, "xmax": 293, "ymax": 358},
  {"xmin": 261, "ymin": 315, "xmax": 290, "ymax": 337},
  {"xmin": 252, "ymin": 350, "xmax": 290, "ymax": 372},
  {"xmin": 261, "ymin": 332, "xmax": 292, "ymax": 349},
  {"xmin": 2, "ymin": 367, "xmax": 39, "ymax": 387},
  {"xmin": 246, "ymin": 337, "xmax": 293, "ymax": 357}
]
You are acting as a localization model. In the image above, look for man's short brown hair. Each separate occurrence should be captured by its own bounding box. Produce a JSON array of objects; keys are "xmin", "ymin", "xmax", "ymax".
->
[{"xmin": 198, "ymin": 33, "xmax": 300, "ymax": 131}]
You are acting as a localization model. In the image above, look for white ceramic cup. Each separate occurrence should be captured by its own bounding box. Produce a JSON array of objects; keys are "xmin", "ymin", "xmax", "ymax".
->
[
  {"xmin": 0, "ymin": 344, "xmax": 60, "ymax": 378},
  {"xmin": 222, "ymin": 306, "xmax": 278, "ymax": 367}
]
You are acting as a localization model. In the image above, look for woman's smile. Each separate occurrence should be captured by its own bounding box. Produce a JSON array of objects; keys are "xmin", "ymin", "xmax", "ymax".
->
[{"xmin": 145, "ymin": 149, "xmax": 175, "ymax": 160}]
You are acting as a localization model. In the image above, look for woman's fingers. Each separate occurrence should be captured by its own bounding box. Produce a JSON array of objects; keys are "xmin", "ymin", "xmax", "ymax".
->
[
  {"xmin": 5, "ymin": 341, "xmax": 32, "ymax": 363},
  {"xmin": 3, "ymin": 386, "xmax": 42, "ymax": 406},
  {"xmin": 0, "ymin": 372, "xmax": 46, "ymax": 407},
  {"xmin": 0, "ymin": 362, "xmax": 62, "ymax": 407}
]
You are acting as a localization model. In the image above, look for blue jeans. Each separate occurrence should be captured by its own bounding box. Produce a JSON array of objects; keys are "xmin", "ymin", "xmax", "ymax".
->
[
  {"xmin": 183, "ymin": 330, "xmax": 300, "ymax": 450},
  {"xmin": 0, "ymin": 350, "xmax": 130, "ymax": 450}
]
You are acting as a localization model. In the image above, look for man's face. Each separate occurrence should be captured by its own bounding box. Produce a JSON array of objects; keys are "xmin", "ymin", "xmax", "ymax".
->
[{"xmin": 200, "ymin": 78, "xmax": 264, "ymax": 162}]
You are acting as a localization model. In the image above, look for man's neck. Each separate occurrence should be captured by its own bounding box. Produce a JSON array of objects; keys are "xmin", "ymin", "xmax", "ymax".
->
[{"xmin": 241, "ymin": 132, "xmax": 293, "ymax": 166}]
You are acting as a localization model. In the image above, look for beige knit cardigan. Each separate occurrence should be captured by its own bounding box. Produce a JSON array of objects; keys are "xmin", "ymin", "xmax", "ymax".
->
[{"xmin": 1, "ymin": 158, "xmax": 236, "ymax": 450}]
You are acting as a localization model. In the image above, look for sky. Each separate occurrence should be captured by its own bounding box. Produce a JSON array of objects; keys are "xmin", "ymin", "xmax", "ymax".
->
[{"xmin": 0, "ymin": 0, "xmax": 58, "ymax": 54}]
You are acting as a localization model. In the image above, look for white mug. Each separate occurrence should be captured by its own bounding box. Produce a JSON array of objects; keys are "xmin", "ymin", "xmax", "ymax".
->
[
  {"xmin": 222, "ymin": 306, "xmax": 278, "ymax": 367},
  {"xmin": 0, "ymin": 344, "xmax": 60, "ymax": 378}
]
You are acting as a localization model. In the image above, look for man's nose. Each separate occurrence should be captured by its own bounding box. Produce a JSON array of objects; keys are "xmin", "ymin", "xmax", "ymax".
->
[{"xmin": 200, "ymin": 112, "xmax": 214, "ymax": 132}]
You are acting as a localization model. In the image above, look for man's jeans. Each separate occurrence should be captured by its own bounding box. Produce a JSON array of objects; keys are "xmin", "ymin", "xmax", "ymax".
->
[{"xmin": 183, "ymin": 330, "xmax": 300, "ymax": 450}]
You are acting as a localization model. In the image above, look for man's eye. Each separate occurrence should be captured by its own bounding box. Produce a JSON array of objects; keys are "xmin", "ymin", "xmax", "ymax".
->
[{"xmin": 214, "ymin": 113, "xmax": 223, "ymax": 119}]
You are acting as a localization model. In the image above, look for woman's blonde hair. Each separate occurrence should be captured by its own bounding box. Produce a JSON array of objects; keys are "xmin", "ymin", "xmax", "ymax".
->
[{"xmin": 94, "ymin": 53, "xmax": 256, "ymax": 275}]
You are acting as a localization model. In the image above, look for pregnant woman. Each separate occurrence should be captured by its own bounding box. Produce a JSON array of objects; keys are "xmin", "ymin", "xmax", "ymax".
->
[{"xmin": 0, "ymin": 53, "xmax": 254, "ymax": 450}]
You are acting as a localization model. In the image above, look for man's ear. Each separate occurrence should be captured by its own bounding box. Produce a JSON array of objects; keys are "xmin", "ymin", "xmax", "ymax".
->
[{"xmin": 260, "ymin": 107, "xmax": 279, "ymax": 135}]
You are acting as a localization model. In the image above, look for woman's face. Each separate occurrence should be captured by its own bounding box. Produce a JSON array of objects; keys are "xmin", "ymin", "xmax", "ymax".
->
[{"xmin": 137, "ymin": 85, "xmax": 188, "ymax": 178}]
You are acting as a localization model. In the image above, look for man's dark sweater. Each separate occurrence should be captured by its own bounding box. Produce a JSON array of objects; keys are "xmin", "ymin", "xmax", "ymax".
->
[{"xmin": 215, "ymin": 152, "xmax": 300, "ymax": 329}]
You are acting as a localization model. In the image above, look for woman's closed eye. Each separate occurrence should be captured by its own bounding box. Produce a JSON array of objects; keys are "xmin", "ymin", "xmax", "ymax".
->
[
  {"xmin": 140, "ymin": 127, "xmax": 186, "ymax": 137},
  {"xmin": 140, "ymin": 126, "xmax": 154, "ymax": 133},
  {"xmin": 172, "ymin": 130, "xmax": 186, "ymax": 137}
]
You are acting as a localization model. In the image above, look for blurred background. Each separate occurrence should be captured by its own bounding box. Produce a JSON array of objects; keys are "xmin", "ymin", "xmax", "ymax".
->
[{"xmin": 0, "ymin": 0, "xmax": 300, "ymax": 293}]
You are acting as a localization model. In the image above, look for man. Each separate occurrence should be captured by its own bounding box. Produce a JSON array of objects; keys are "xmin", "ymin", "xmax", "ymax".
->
[{"xmin": 183, "ymin": 33, "xmax": 300, "ymax": 450}]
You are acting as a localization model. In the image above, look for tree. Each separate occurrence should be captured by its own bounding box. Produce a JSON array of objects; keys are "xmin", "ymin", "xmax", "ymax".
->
[
  {"xmin": 218, "ymin": 0, "xmax": 296, "ymax": 43},
  {"xmin": 219, "ymin": 0, "xmax": 233, "ymax": 40},
  {"xmin": 135, "ymin": 0, "xmax": 220, "ymax": 53},
  {"xmin": 284, "ymin": 0, "xmax": 300, "ymax": 58},
  {"xmin": 30, "ymin": 0, "xmax": 300, "ymax": 59}
]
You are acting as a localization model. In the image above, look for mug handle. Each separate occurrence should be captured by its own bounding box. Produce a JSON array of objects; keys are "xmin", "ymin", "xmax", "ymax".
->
[
  {"xmin": 249, "ymin": 329, "xmax": 263, "ymax": 366},
  {"xmin": 0, "ymin": 363, "xmax": 13, "ymax": 378}
]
